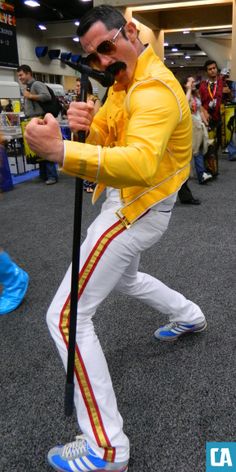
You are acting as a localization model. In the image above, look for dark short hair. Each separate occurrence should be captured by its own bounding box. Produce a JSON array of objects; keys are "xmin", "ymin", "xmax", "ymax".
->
[
  {"xmin": 204, "ymin": 60, "xmax": 218, "ymax": 71},
  {"xmin": 77, "ymin": 4, "xmax": 126, "ymax": 38},
  {"xmin": 17, "ymin": 64, "xmax": 33, "ymax": 74}
]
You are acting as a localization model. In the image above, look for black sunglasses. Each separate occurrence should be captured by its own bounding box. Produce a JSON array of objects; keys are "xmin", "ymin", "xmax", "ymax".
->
[{"xmin": 84, "ymin": 26, "xmax": 124, "ymax": 68}]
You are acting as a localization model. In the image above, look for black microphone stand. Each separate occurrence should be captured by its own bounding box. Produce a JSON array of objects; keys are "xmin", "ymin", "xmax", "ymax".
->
[
  {"xmin": 64, "ymin": 71, "xmax": 88, "ymax": 417},
  {"xmin": 63, "ymin": 61, "xmax": 114, "ymax": 416},
  {"xmin": 61, "ymin": 59, "xmax": 114, "ymax": 416}
]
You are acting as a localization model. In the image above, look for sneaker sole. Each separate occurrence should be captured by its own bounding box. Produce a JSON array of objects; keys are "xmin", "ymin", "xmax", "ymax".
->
[
  {"xmin": 100, "ymin": 469, "xmax": 128, "ymax": 472},
  {"xmin": 48, "ymin": 457, "xmax": 128, "ymax": 472},
  {"xmin": 49, "ymin": 467, "xmax": 128, "ymax": 472},
  {"xmin": 155, "ymin": 321, "xmax": 207, "ymax": 342}
]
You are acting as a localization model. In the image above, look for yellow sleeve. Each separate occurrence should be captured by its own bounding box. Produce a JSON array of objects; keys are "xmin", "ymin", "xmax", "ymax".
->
[
  {"xmin": 85, "ymin": 99, "xmax": 109, "ymax": 146},
  {"xmin": 62, "ymin": 82, "xmax": 182, "ymax": 187}
]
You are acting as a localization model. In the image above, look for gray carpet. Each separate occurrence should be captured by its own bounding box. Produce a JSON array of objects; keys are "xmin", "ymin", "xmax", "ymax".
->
[{"xmin": 0, "ymin": 156, "xmax": 236, "ymax": 472}]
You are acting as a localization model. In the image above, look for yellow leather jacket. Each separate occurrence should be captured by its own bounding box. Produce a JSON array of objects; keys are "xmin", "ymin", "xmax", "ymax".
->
[{"xmin": 63, "ymin": 45, "xmax": 192, "ymax": 227}]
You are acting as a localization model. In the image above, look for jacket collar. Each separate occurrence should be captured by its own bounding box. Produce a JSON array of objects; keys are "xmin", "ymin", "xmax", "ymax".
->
[
  {"xmin": 133, "ymin": 44, "xmax": 159, "ymax": 81},
  {"xmin": 113, "ymin": 45, "xmax": 159, "ymax": 91}
]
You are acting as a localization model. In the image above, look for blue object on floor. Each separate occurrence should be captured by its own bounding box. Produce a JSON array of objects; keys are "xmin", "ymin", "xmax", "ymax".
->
[
  {"xmin": 12, "ymin": 169, "xmax": 39, "ymax": 185},
  {"xmin": 0, "ymin": 251, "xmax": 29, "ymax": 315}
]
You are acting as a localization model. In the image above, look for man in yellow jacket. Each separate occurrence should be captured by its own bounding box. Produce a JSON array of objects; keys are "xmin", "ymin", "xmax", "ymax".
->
[{"xmin": 25, "ymin": 5, "xmax": 206, "ymax": 472}]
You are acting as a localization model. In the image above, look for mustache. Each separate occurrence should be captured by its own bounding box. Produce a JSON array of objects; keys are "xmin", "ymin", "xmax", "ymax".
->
[{"xmin": 105, "ymin": 61, "xmax": 127, "ymax": 75}]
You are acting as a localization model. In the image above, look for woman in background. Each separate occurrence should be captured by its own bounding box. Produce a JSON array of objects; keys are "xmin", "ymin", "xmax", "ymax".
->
[{"xmin": 183, "ymin": 76, "xmax": 212, "ymax": 184}]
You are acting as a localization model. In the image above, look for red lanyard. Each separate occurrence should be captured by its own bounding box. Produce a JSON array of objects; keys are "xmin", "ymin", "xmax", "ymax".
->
[
  {"xmin": 191, "ymin": 97, "xmax": 197, "ymax": 113},
  {"xmin": 208, "ymin": 81, "xmax": 217, "ymax": 100}
]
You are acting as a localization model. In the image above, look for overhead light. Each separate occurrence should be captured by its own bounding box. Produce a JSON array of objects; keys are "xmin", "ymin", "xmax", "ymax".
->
[
  {"xmin": 132, "ymin": 0, "xmax": 231, "ymax": 12},
  {"xmin": 171, "ymin": 47, "xmax": 178, "ymax": 52},
  {"xmin": 164, "ymin": 42, "xmax": 169, "ymax": 46},
  {"xmin": 38, "ymin": 24, "xmax": 47, "ymax": 30},
  {"xmin": 73, "ymin": 37, "xmax": 80, "ymax": 42},
  {"xmin": 183, "ymin": 30, "xmax": 190, "ymax": 34},
  {"xmin": 24, "ymin": 1, "xmax": 40, "ymax": 7},
  {"xmin": 185, "ymin": 55, "xmax": 191, "ymax": 59},
  {"xmin": 81, "ymin": 0, "xmax": 91, "ymax": 2},
  {"xmin": 74, "ymin": 21, "xmax": 80, "ymax": 26},
  {"xmin": 164, "ymin": 24, "xmax": 232, "ymax": 33}
]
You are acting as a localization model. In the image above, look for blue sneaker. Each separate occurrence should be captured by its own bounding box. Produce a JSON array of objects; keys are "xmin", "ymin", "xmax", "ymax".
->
[
  {"xmin": 48, "ymin": 435, "xmax": 129, "ymax": 472},
  {"xmin": 154, "ymin": 320, "xmax": 207, "ymax": 341}
]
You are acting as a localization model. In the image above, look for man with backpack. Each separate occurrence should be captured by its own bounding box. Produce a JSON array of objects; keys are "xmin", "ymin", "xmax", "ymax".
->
[{"xmin": 17, "ymin": 64, "xmax": 58, "ymax": 185}]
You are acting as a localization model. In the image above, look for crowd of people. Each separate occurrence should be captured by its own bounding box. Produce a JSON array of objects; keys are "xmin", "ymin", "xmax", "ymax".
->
[{"xmin": 178, "ymin": 59, "xmax": 235, "ymax": 206}]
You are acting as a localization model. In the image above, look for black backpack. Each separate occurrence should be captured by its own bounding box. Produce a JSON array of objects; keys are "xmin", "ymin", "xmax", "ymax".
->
[
  {"xmin": 40, "ymin": 85, "xmax": 61, "ymax": 117},
  {"xmin": 29, "ymin": 82, "xmax": 61, "ymax": 117}
]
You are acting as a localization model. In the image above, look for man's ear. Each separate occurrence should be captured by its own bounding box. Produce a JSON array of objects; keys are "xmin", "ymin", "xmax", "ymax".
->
[{"xmin": 124, "ymin": 21, "xmax": 138, "ymax": 43}]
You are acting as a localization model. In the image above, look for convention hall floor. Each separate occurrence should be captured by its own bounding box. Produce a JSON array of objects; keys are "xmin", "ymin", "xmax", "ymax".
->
[{"xmin": 0, "ymin": 155, "xmax": 235, "ymax": 472}]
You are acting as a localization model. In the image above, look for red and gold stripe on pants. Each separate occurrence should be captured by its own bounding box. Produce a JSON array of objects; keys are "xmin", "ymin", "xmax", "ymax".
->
[{"xmin": 59, "ymin": 219, "xmax": 126, "ymax": 462}]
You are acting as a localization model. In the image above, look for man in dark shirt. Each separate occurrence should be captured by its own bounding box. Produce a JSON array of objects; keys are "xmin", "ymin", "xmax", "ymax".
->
[
  {"xmin": 199, "ymin": 60, "xmax": 223, "ymax": 127},
  {"xmin": 199, "ymin": 60, "xmax": 224, "ymax": 176}
]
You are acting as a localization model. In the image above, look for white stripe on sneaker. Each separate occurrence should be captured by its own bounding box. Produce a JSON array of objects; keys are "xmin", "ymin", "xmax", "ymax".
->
[
  {"xmin": 73, "ymin": 458, "xmax": 89, "ymax": 471},
  {"xmin": 69, "ymin": 460, "xmax": 82, "ymax": 471},
  {"xmin": 82, "ymin": 456, "xmax": 96, "ymax": 469},
  {"xmin": 75, "ymin": 456, "xmax": 95, "ymax": 471}
]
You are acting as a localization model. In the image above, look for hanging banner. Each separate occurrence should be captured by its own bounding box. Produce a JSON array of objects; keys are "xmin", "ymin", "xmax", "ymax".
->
[{"xmin": 0, "ymin": 1, "xmax": 19, "ymax": 68}]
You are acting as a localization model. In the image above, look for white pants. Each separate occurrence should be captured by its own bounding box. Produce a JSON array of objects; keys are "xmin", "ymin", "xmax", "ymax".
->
[{"xmin": 47, "ymin": 202, "xmax": 205, "ymax": 463}]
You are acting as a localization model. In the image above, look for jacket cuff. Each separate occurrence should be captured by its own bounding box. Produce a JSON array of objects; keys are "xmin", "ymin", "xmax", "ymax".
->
[{"xmin": 62, "ymin": 140, "xmax": 99, "ymax": 181}]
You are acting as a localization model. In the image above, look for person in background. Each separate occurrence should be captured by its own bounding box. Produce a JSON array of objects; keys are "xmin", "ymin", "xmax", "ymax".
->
[
  {"xmin": 178, "ymin": 180, "xmax": 201, "ymax": 205},
  {"xmin": 25, "ymin": 5, "xmax": 207, "ymax": 471},
  {"xmin": 220, "ymin": 68, "xmax": 233, "ymax": 105},
  {"xmin": 199, "ymin": 60, "xmax": 223, "ymax": 176},
  {"xmin": 183, "ymin": 76, "xmax": 212, "ymax": 184},
  {"xmin": 75, "ymin": 77, "xmax": 101, "ymax": 192},
  {"xmin": 199, "ymin": 60, "xmax": 223, "ymax": 140},
  {"xmin": 5, "ymin": 100, "xmax": 13, "ymax": 112},
  {"xmin": 17, "ymin": 64, "xmax": 58, "ymax": 185},
  {"xmin": 226, "ymin": 109, "xmax": 236, "ymax": 160},
  {"xmin": 75, "ymin": 77, "xmax": 101, "ymax": 115}
]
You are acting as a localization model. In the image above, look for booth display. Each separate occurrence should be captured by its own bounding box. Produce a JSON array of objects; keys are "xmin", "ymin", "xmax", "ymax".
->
[
  {"xmin": 224, "ymin": 104, "xmax": 236, "ymax": 160},
  {"xmin": 224, "ymin": 104, "xmax": 236, "ymax": 143},
  {"xmin": 0, "ymin": 80, "xmax": 30, "ymax": 176},
  {"xmin": 0, "ymin": 112, "xmax": 37, "ymax": 175},
  {"xmin": 0, "ymin": 79, "xmax": 70, "ymax": 175},
  {"xmin": 221, "ymin": 104, "xmax": 236, "ymax": 158}
]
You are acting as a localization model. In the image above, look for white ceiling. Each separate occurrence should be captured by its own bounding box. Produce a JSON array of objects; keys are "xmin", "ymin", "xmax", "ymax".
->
[{"xmin": 163, "ymin": 28, "xmax": 232, "ymax": 69}]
